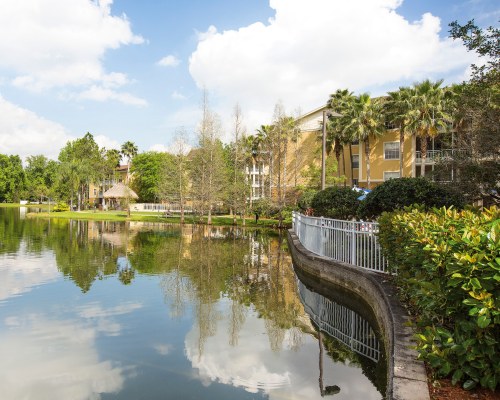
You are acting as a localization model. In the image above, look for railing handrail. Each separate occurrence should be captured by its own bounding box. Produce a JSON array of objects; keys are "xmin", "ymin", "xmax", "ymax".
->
[{"xmin": 292, "ymin": 212, "xmax": 389, "ymax": 273}]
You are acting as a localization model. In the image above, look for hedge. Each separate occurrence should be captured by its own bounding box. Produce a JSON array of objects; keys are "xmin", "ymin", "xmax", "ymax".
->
[
  {"xmin": 378, "ymin": 206, "xmax": 499, "ymax": 390},
  {"xmin": 359, "ymin": 177, "xmax": 464, "ymax": 219}
]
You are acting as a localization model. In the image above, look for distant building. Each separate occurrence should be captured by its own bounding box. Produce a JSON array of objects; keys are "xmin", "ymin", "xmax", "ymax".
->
[{"xmin": 88, "ymin": 165, "xmax": 129, "ymax": 206}]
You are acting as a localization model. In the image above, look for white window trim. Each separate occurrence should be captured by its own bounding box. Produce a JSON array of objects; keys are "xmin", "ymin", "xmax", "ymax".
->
[
  {"xmin": 384, "ymin": 171, "xmax": 400, "ymax": 181},
  {"xmin": 384, "ymin": 141, "xmax": 400, "ymax": 160}
]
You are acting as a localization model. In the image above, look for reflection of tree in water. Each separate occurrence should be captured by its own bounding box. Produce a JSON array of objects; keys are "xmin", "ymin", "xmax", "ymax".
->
[
  {"xmin": 50, "ymin": 220, "xmax": 123, "ymax": 292},
  {"xmin": 3, "ymin": 207, "xmax": 307, "ymax": 357}
]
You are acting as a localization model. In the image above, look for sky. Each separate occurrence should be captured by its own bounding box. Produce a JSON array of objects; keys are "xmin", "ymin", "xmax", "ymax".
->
[{"xmin": 0, "ymin": 0, "xmax": 498, "ymax": 161}]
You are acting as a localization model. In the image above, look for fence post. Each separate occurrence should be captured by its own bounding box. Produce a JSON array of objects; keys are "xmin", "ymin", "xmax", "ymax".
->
[
  {"xmin": 320, "ymin": 217, "xmax": 324, "ymax": 256},
  {"xmin": 351, "ymin": 221, "xmax": 357, "ymax": 266}
]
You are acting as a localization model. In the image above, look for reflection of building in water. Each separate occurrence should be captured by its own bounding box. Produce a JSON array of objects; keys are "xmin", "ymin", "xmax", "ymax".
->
[{"xmin": 297, "ymin": 280, "xmax": 381, "ymax": 363}]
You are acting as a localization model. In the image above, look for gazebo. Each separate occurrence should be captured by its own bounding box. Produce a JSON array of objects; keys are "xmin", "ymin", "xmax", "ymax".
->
[{"xmin": 103, "ymin": 182, "xmax": 138, "ymax": 210}]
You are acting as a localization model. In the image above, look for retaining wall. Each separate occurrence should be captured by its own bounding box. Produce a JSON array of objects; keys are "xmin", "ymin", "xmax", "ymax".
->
[{"xmin": 287, "ymin": 229, "xmax": 430, "ymax": 400}]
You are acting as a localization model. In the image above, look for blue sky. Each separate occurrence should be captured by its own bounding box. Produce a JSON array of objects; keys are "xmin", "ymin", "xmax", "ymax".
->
[{"xmin": 0, "ymin": 0, "xmax": 497, "ymax": 160}]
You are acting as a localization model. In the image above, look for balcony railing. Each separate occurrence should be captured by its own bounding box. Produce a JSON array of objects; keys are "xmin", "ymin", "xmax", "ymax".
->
[{"xmin": 415, "ymin": 149, "xmax": 466, "ymax": 164}]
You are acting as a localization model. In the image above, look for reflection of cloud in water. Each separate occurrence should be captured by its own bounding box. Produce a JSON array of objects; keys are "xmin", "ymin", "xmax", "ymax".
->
[
  {"xmin": 78, "ymin": 301, "xmax": 143, "ymax": 318},
  {"xmin": 185, "ymin": 300, "xmax": 381, "ymax": 400},
  {"xmin": 153, "ymin": 343, "xmax": 173, "ymax": 356},
  {"xmin": 0, "ymin": 243, "xmax": 59, "ymax": 301},
  {"xmin": 0, "ymin": 314, "xmax": 130, "ymax": 400}
]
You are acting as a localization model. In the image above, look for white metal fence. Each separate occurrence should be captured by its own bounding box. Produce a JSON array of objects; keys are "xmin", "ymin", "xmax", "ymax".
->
[{"xmin": 292, "ymin": 212, "xmax": 389, "ymax": 273}]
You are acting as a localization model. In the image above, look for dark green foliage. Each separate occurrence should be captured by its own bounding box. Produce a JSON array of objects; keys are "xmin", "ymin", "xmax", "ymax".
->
[
  {"xmin": 297, "ymin": 188, "xmax": 318, "ymax": 212},
  {"xmin": 359, "ymin": 178, "xmax": 464, "ymax": 219},
  {"xmin": 378, "ymin": 207, "xmax": 500, "ymax": 390},
  {"xmin": 131, "ymin": 151, "xmax": 176, "ymax": 202},
  {"xmin": 311, "ymin": 186, "xmax": 359, "ymax": 219},
  {"xmin": 0, "ymin": 154, "xmax": 26, "ymax": 202}
]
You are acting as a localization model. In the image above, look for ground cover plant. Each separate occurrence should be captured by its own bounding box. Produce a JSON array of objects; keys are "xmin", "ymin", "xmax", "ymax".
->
[{"xmin": 378, "ymin": 206, "xmax": 499, "ymax": 391}]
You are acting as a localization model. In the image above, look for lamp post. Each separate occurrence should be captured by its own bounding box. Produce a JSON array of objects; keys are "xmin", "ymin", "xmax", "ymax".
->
[{"xmin": 321, "ymin": 109, "xmax": 342, "ymax": 190}]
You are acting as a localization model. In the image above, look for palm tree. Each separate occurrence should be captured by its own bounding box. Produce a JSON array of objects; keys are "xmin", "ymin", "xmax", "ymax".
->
[
  {"xmin": 327, "ymin": 89, "xmax": 355, "ymax": 184},
  {"xmin": 120, "ymin": 141, "xmax": 138, "ymax": 183},
  {"xmin": 407, "ymin": 80, "xmax": 450, "ymax": 177},
  {"xmin": 386, "ymin": 86, "xmax": 414, "ymax": 178},
  {"xmin": 343, "ymin": 93, "xmax": 385, "ymax": 188}
]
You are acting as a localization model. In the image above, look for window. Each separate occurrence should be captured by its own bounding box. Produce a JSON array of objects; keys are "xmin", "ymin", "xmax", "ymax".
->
[
  {"xmin": 384, "ymin": 171, "xmax": 400, "ymax": 181},
  {"xmin": 93, "ymin": 189, "xmax": 97, "ymax": 196},
  {"xmin": 384, "ymin": 142, "xmax": 399, "ymax": 160},
  {"xmin": 352, "ymin": 154, "xmax": 359, "ymax": 169},
  {"xmin": 353, "ymin": 178, "xmax": 359, "ymax": 186}
]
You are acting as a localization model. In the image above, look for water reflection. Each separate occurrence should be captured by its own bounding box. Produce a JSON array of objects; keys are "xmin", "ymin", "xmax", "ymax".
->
[
  {"xmin": 0, "ymin": 312, "xmax": 131, "ymax": 400},
  {"xmin": 0, "ymin": 208, "xmax": 385, "ymax": 399}
]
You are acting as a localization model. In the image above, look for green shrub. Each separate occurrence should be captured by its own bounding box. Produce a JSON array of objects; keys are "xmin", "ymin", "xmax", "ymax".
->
[
  {"xmin": 359, "ymin": 178, "xmax": 464, "ymax": 219},
  {"xmin": 311, "ymin": 186, "xmax": 360, "ymax": 219},
  {"xmin": 378, "ymin": 206, "xmax": 500, "ymax": 390},
  {"xmin": 297, "ymin": 188, "xmax": 318, "ymax": 213},
  {"xmin": 52, "ymin": 202, "xmax": 70, "ymax": 212}
]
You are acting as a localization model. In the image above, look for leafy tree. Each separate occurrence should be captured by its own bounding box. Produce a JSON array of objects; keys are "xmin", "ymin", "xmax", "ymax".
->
[
  {"xmin": 58, "ymin": 133, "xmax": 103, "ymax": 210},
  {"xmin": 132, "ymin": 151, "xmax": 176, "ymax": 203},
  {"xmin": 190, "ymin": 90, "xmax": 227, "ymax": 224},
  {"xmin": 227, "ymin": 104, "xmax": 249, "ymax": 225},
  {"xmin": 436, "ymin": 20, "xmax": 500, "ymax": 203},
  {"xmin": 343, "ymin": 94, "xmax": 386, "ymax": 188},
  {"xmin": 165, "ymin": 131, "xmax": 190, "ymax": 223},
  {"xmin": 0, "ymin": 154, "xmax": 26, "ymax": 202},
  {"xmin": 25, "ymin": 155, "xmax": 59, "ymax": 202}
]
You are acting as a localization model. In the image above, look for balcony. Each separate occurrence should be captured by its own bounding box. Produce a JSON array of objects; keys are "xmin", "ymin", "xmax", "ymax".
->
[{"xmin": 415, "ymin": 149, "xmax": 465, "ymax": 164}]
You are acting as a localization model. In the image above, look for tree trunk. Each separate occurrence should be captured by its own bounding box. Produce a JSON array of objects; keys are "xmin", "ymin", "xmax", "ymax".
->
[
  {"xmin": 399, "ymin": 127, "xmax": 405, "ymax": 178},
  {"xmin": 342, "ymin": 147, "xmax": 346, "ymax": 187},
  {"xmin": 420, "ymin": 135, "xmax": 428, "ymax": 177},
  {"xmin": 207, "ymin": 208, "xmax": 212, "ymax": 225},
  {"xmin": 349, "ymin": 144, "xmax": 353, "ymax": 186},
  {"xmin": 365, "ymin": 139, "xmax": 371, "ymax": 188}
]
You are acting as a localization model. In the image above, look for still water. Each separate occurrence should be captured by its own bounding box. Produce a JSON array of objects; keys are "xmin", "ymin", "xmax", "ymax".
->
[{"xmin": 0, "ymin": 208, "xmax": 386, "ymax": 399}]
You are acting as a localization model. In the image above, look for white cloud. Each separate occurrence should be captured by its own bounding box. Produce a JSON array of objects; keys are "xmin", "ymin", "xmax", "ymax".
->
[
  {"xmin": 94, "ymin": 134, "xmax": 121, "ymax": 152},
  {"xmin": 189, "ymin": 0, "xmax": 477, "ymax": 131},
  {"xmin": 171, "ymin": 90, "xmax": 187, "ymax": 100},
  {"xmin": 0, "ymin": 95, "xmax": 73, "ymax": 160},
  {"xmin": 78, "ymin": 85, "xmax": 148, "ymax": 106},
  {"xmin": 0, "ymin": 0, "xmax": 143, "ymax": 98},
  {"xmin": 157, "ymin": 55, "xmax": 181, "ymax": 67}
]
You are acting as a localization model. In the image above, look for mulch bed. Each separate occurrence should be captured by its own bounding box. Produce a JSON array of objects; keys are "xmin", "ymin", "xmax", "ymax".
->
[{"xmin": 427, "ymin": 368, "xmax": 499, "ymax": 400}]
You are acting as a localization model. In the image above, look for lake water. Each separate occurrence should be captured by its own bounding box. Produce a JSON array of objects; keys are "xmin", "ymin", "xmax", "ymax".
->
[{"xmin": 0, "ymin": 208, "xmax": 386, "ymax": 399}]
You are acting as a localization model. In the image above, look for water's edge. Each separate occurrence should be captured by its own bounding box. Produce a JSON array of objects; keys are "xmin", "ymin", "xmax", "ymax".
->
[{"xmin": 287, "ymin": 229, "xmax": 430, "ymax": 400}]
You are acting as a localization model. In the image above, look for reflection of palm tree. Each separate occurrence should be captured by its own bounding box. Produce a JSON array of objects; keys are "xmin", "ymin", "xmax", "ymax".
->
[{"xmin": 318, "ymin": 330, "xmax": 341, "ymax": 397}]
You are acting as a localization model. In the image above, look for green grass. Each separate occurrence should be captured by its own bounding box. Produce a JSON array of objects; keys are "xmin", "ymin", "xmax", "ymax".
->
[
  {"xmin": 1, "ymin": 203, "xmax": 290, "ymax": 228},
  {"xmin": 0, "ymin": 203, "xmax": 51, "ymax": 209}
]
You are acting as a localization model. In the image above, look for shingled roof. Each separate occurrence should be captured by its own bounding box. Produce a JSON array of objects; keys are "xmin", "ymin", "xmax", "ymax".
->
[{"xmin": 103, "ymin": 182, "xmax": 138, "ymax": 199}]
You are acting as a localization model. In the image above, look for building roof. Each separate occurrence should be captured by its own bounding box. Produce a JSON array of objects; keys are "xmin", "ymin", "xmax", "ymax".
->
[{"xmin": 103, "ymin": 182, "xmax": 138, "ymax": 199}]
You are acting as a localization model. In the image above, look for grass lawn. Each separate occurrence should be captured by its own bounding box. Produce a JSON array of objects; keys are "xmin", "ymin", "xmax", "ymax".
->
[{"xmin": 0, "ymin": 204, "xmax": 287, "ymax": 228}]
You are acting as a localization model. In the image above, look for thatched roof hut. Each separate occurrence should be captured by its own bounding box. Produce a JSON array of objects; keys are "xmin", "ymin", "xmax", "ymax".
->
[{"xmin": 103, "ymin": 182, "xmax": 138, "ymax": 199}]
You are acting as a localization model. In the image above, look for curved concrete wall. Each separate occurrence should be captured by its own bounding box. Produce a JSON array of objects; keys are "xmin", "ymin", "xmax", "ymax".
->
[{"xmin": 287, "ymin": 230, "xmax": 429, "ymax": 400}]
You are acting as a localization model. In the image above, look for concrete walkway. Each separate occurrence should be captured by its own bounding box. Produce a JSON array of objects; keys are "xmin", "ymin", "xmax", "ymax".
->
[{"xmin": 287, "ymin": 230, "xmax": 430, "ymax": 400}]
